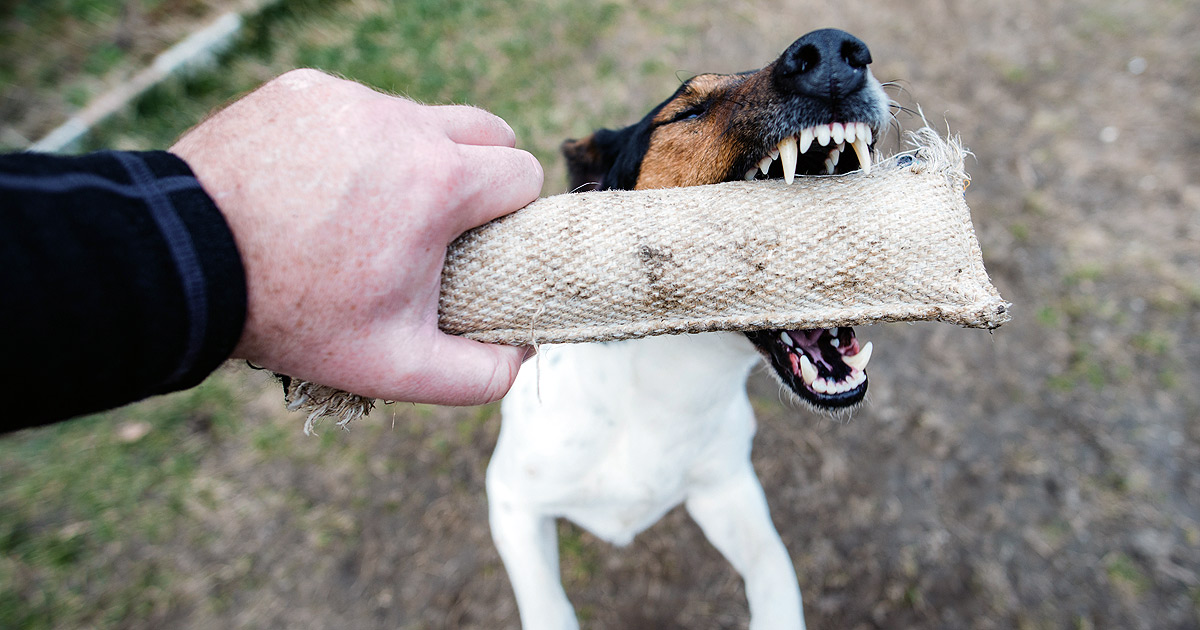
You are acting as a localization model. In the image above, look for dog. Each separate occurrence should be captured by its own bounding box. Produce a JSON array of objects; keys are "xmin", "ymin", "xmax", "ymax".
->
[{"xmin": 487, "ymin": 29, "xmax": 889, "ymax": 630}]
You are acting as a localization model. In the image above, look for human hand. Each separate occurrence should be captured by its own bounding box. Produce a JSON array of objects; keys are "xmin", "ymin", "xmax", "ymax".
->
[{"xmin": 171, "ymin": 69, "xmax": 543, "ymax": 405}]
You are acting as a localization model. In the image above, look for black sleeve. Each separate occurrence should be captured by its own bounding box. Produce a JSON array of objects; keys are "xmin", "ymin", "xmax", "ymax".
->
[{"xmin": 0, "ymin": 150, "xmax": 247, "ymax": 431}]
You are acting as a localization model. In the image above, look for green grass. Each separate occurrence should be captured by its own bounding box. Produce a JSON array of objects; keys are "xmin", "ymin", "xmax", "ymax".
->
[
  {"xmin": 1105, "ymin": 552, "xmax": 1153, "ymax": 600},
  {"xmin": 84, "ymin": 0, "xmax": 625, "ymax": 173},
  {"xmin": 0, "ymin": 373, "xmax": 242, "ymax": 628}
]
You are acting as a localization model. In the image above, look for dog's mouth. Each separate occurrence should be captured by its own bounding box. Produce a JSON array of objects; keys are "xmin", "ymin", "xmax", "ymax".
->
[
  {"xmin": 746, "ymin": 328, "xmax": 871, "ymax": 408},
  {"xmin": 742, "ymin": 121, "xmax": 875, "ymax": 182},
  {"xmin": 738, "ymin": 121, "xmax": 878, "ymax": 408}
]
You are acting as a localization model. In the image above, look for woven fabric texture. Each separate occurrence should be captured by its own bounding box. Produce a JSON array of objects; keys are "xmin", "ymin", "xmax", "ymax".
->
[
  {"xmin": 438, "ymin": 128, "xmax": 1008, "ymax": 344},
  {"xmin": 285, "ymin": 128, "xmax": 1010, "ymax": 427}
]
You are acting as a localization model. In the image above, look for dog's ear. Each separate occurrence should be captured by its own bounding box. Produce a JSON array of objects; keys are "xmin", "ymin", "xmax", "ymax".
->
[
  {"xmin": 561, "ymin": 131, "xmax": 618, "ymax": 192},
  {"xmin": 561, "ymin": 125, "xmax": 647, "ymax": 192}
]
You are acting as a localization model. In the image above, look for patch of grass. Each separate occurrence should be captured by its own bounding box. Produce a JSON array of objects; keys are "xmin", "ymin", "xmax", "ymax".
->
[
  {"xmin": 1104, "ymin": 552, "xmax": 1152, "ymax": 599},
  {"xmin": 1046, "ymin": 343, "xmax": 1108, "ymax": 392},
  {"xmin": 0, "ymin": 0, "xmax": 249, "ymax": 150},
  {"xmin": 558, "ymin": 522, "xmax": 602, "ymax": 585},
  {"xmin": 1131, "ymin": 330, "xmax": 1171, "ymax": 357},
  {"xmin": 1063, "ymin": 264, "xmax": 1105, "ymax": 288},
  {"xmin": 86, "ymin": 0, "xmax": 626, "ymax": 179},
  {"xmin": 1035, "ymin": 305, "xmax": 1060, "ymax": 328},
  {"xmin": 0, "ymin": 372, "xmax": 243, "ymax": 628},
  {"xmin": 83, "ymin": 41, "xmax": 126, "ymax": 76},
  {"xmin": 1009, "ymin": 221, "xmax": 1031, "ymax": 242}
]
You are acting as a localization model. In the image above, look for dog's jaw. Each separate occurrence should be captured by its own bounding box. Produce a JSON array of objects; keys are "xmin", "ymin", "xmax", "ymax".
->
[{"xmin": 746, "ymin": 328, "xmax": 871, "ymax": 408}]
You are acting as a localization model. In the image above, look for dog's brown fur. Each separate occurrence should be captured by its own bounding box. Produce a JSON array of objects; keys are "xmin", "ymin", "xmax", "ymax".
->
[{"xmin": 635, "ymin": 73, "xmax": 762, "ymax": 189}]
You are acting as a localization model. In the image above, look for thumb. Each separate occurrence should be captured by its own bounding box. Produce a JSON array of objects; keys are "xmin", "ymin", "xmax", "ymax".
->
[{"xmin": 411, "ymin": 334, "xmax": 533, "ymax": 406}]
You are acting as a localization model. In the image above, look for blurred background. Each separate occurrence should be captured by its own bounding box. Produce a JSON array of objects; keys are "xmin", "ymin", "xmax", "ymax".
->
[{"xmin": 2, "ymin": 0, "xmax": 1198, "ymax": 628}]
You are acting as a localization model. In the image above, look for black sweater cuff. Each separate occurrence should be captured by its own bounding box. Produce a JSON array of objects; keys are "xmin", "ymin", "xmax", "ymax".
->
[{"xmin": 0, "ymin": 150, "xmax": 247, "ymax": 430}]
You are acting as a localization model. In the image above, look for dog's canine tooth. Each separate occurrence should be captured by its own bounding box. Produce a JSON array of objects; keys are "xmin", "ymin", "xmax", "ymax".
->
[
  {"xmin": 831, "ymin": 122, "xmax": 845, "ymax": 145},
  {"xmin": 799, "ymin": 127, "xmax": 814, "ymax": 154},
  {"xmin": 758, "ymin": 155, "xmax": 774, "ymax": 174},
  {"xmin": 851, "ymin": 136, "xmax": 872, "ymax": 175},
  {"xmin": 798, "ymin": 354, "xmax": 818, "ymax": 386},
  {"xmin": 816, "ymin": 124, "xmax": 832, "ymax": 146},
  {"xmin": 843, "ymin": 340, "xmax": 874, "ymax": 371},
  {"xmin": 778, "ymin": 135, "xmax": 798, "ymax": 184}
]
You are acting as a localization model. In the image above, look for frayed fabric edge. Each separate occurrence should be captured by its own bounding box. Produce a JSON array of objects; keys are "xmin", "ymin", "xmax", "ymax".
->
[{"xmin": 285, "ymin": 379, "xmax": 375, "ymax": 435}]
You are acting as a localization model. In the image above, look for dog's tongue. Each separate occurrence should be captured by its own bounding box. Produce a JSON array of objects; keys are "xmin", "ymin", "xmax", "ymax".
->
[{"xmin": 746, "ymin": 327, "xmax": 871, "ymax": 407}]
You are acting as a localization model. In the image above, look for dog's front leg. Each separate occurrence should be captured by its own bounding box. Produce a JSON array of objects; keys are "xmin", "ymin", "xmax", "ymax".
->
[
  {"xmin": 686, "ymin": 467, "xmax": 806, "ymax": 630},
  {"xmin": 488, "ymin": 492, "xmax": 579, "ymax": 630}
]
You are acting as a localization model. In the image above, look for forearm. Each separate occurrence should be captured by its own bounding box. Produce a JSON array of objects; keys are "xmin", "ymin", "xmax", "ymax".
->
[{"xmin": 0, "ymin": 150, "xmax": 247, "ymax": 430}]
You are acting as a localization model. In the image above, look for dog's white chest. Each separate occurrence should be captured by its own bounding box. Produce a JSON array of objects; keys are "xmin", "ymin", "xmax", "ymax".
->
[{"xmin": 491, "ymin": 333, "xmax": 760, "ymax": 545}]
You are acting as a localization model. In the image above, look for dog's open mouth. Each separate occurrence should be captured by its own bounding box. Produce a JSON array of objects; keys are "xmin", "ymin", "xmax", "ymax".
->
[
  {"xmin": 743, "ymin": 122, "xmax": 874, "ymax": 182},
  {"xmin": 740, "ymin": 120, "xmax": 878, "ymax": 408},
  {"xmin": 746, "ymin": 328, "xmax": 871, "ymax": 408}
]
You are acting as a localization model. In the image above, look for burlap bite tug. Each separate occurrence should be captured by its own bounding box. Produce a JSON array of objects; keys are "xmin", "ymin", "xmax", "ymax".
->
[{"xmin": 285, "ymin": 127, "xmax": 1010, "ymax": 432}]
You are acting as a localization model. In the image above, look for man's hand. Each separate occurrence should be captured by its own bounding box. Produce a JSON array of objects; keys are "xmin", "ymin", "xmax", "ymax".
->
[{"xmin": 171, "ymin": 69, "xmax": 543, "ymax": 405}]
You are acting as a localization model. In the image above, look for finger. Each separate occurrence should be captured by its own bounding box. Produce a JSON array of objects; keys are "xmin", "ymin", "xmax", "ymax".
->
[
  {"xmin": 446, "ymin": 144, "xmax": 544, "ymax": 236},
  {"xmin": 405, "ymin": 334, "xmax": 530, "ymax": 406},
  {"xmin": 433, "ymin": 105, "xmax": 517, "ymax": 147}
]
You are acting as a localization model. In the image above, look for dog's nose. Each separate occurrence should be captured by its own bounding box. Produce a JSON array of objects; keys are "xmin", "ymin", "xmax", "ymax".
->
[{"xmin": 772, "ymin": 29, "xmax": 873, "ymax": 101}]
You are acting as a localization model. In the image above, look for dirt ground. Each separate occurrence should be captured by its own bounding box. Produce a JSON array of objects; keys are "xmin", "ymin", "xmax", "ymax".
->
[{"xmin": 8, "ymin": 0, "xmax": 1200, "ymax": 628}]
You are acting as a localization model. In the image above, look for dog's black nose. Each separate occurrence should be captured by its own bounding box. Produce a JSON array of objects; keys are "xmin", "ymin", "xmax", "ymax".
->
[{"xmin": 772, "ymin": 29, "xmax": 873, "ymax": 101}]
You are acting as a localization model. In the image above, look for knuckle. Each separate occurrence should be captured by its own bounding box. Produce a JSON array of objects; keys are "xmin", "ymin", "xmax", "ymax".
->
[{"xmin": 273, "ymin": 68, "xmax": 333, "ymax": 90}]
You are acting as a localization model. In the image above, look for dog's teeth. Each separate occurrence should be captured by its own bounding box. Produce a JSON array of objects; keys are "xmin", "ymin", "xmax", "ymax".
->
[
  {"xmin": 780, "ymin": 331, "xmax": 794, "ymax": 347},
  {"xmin": 799, "ymin": 128, "xmax": 814, "ymax": 154},
  {"xmin": 844, "ymin": 123, "xmax": 856, "ymax": 143},
  {"xmin": 824, "ymin": 157, "xmax": 836, "ymax": 174},
  {"xmin": 831, "ymin": 122, "xmax": 845, "ymax": 145},
  {"xmin": 859, "ymin": 123, "xmax": 872, "ymax": 145},
  {"xmin": 843, "ymin": 341, "xmax": 873, "ymax": 371},
  {"xmin": 778, "ymin": 135, "xmax": 798, "ymax": 184},
  {"xmin": 851, "ymin": 136, "xmax": 872, "ymax": 175},
  {"xmin": 816, "ymin": 124, "xmax": 832, "ymax": 146},
  {"xmin": 744, "ymin": 168, "xmax": 758, "ymax": 181},
  {"xmin": 829, "ymin": 147, "xmax": 841, "ymax": 167},
  {"xmin": 770, "ymin": 147, "xmax": 780, "ymax": 160},
  {"xmin": 799, "ymin": 354, "xmax": 818, "ymax": 386},
  {"xmin": 759, "ymin": 155, "xmax": 774, "ymax": 174}
]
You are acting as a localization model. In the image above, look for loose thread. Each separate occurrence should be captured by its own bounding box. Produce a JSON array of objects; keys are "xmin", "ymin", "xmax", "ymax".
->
[{"xmin": 529, "ymin": 302, "xmax": 546, "ymax": 404}]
